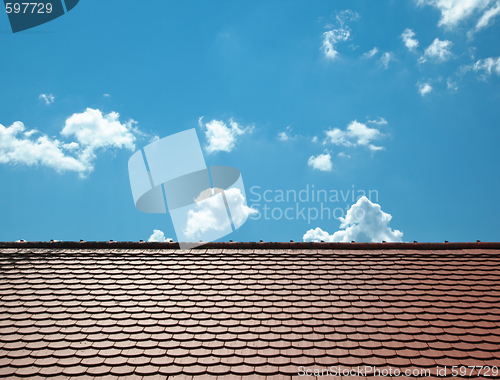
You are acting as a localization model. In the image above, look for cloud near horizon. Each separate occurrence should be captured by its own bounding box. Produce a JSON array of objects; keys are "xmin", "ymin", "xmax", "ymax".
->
[
  {"xmin": 303, "ymin": 196, "xmax": 403, "ymax": 243},
  {"xmin": 148, "ymin": 230, "xmax": 173, "ymax": 242},
  {"xmin": 184, "ymin": 188, "xmax": 257, "ymax": 239}
]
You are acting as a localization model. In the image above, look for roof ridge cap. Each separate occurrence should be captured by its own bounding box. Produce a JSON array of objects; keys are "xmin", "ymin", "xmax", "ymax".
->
[{"xmin": 1, "ymin": 241, "xmax": 499, "ymax": 250}]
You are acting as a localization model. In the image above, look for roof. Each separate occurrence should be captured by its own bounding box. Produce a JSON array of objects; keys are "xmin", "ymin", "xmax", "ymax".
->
[{"xmin": 0, "ymin": 242, "xmax": 499, "ymax": 379}]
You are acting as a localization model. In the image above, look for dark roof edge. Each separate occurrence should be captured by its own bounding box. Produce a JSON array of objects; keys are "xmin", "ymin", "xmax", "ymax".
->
[{"xmin": 0, "ymin": 241, "xmax": 499, "ymax": 250}]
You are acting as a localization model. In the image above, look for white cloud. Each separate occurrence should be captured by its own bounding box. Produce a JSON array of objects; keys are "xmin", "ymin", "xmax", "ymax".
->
[
  {"xmin": 62, "ymin": 108, "xmax": 137, "ymax": 151},
  {"xmin": 223, "ymin": 187, "xmax": 258, "ymax": 228},
  {"xmin": 418, "ymin": 81, "xmax": 433, "ymax": 96},
  {"xmin": 199, "ymin": 117, "xmax": 252, "ymax": 154},
  {"xmin": 0, "ymin": 108, "xmax": 141, "ymax": 178},
  {"xmin": 324, "ymin": 128, "xmax": 353, "ymax": 147},
  {"xmin": 363, "ymin": 47, "xmax": 379, "ymax": 58},
  {"xmin": 321, "ymin": 10, "xmax": 358, "ymax": 60},
  {"xmin": 0, "ymin": 122, "xmax": 92, "ymax": 175},
  {"xmin": 308, "ymin": 151, "xmax": 333, "ymax": 172},
  {"xmin": 379, "ymin": 52, "xmax": 393, "ymax": 69},
  {"xmin": 184, "ymin": 188, "xmax": 256, "ymax": 239},
  {"xmin": 324, "ymin": 120, "xmax": 385, "ymax": 151},
  {"xmin": 337, "ymin": 152, "xmax": 351, "ymax": 158},
  {"xmin": 454, "ymin": 56, "xmax": 500, "ymax": 82},
  {"xmin": 475, "ymin": 1, "xmax": 500, "ymax": 30},
  {"xmin": 39, "ymin": 94, "xmax": 54, "ymax": 105},
  {"xmin": 103, "ymin": 94, "xmax": 111, "ymax": 98},
  {"xmin": 312, "ymin": 136, "xmax": 318, "ymax": 143},
  {"xmin": 420, "ymin": 38, "xmax": 453, "ymax": 63},
  {"xmin": 303, "ymin": 227, "xmax": 333, "ymax": 242},
  {"xmin": 401, "ymin": 29, "xmax": 419, "ymax": 51},
  {"xmin": 473, "ymin": 57, "xmax": 500, "ymax": 75},
  {"xmin": 278, "ymin": 126, "xmax": 295, "ymax": 141},
  {"xmin": 367, "ymin": 144, "xmax": 386, "ymax": 151},
  {"xmin": 303, "ymin": 196, "xmax": 403, "ymax": 243},
  {"xmin": 277, "ymin": 132, "xmax": 288, "ymax": 141},
  {"xmin": 347, "ymin": 121, "xmax": 383, "ymax": 146},
  {"xmin": 148, "ymin": 229, "xmax": 173, "ymax": 242},
  {"xmin": 448, "ymin": 55, "xmax": 500, "ymax": 88},
  {"xmin": 367, "ymin": 117, "xmax": 388, "ymax": 125},
  {"xmin": 322, "ymin": 29, "xmax": 350, "ymax": 60},
  {"xmin": 417, "ymin": 0, "xmax": 497, "ymax": 29}
]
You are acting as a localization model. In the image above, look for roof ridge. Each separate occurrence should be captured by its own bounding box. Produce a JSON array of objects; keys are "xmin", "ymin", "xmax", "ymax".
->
[{"xmin": 1, "ymin": 241, "xmax": 499, "ymax": 250}]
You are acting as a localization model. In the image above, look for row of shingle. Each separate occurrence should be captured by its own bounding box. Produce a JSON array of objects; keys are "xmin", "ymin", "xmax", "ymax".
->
[
  {"xmin": 2, "ymin": 248, "xmax": 500, "ymax": 258},
  {"xmin": 0, "ymin": 308, "xmax": 500, "ymax": 327},
  {"xmin": 2, "ymin": 303, "xmax": 499, "ymax": 313},
  {"xmin": 2, "ymin": 275, "xmax": 500, "ymax": 284},
  {"xmin": 1, "ymin": 253, "xmax": 498, "ymax": 260},
  {"xmin": 1, "ymin": 338, "xmax": 500, "ymax": 354},
  {"xmin": 0, "ymin": 360, "xmax": 499, "ymax": 377}
]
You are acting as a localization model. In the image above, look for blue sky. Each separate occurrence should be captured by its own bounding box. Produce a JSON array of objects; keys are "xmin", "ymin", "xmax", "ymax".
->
[{"xmin": 1, "ymin": 0, "xmax": 499, "ymax": 243}]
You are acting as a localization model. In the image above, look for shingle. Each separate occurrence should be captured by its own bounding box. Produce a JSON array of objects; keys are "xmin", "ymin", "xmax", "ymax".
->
[{"xmin": 0, "ymin": 242, "xmax": 499, "ymax": 378}]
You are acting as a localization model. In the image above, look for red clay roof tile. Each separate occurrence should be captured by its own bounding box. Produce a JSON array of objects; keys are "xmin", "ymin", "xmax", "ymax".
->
[{"xmin": 0, "ymin": 242, "xmax": 499, "ymax": 378}]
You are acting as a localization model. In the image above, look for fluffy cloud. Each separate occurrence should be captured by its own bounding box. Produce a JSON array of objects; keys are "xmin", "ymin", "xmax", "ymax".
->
[
  {"xmin": 324, "ymin": 120, "xmax": 385, "ymax": 151},
  {"xmin": 303, "ymin": 196, "xmax": 403, "ymax": 243},
  {"xmin": 223, "ymin": 187, "xmax": 258, "ymax": 228},
  {"xmin": 0, "ymin": 108, "xmax": 140, "ymax": 178},
  {"xmin": 308, "ymin": 151, "xmax": 332, "ymax": 172},
  {"xmin": 184, "ymin": 188, "xmax": 256, "ymax": 239},
  {"xmin": 420, "ymin": 38, "xmax": 453, "ymax": 63},
  {"xmin": 401, "ymin": 29, "xmax": 419, "ymax": 51},
  {"xmin": 417, "ymin": 0, "xmax": 500, "ymax": 31},
  {"xmin": 148, "ymin": 230, "xmax": 173, "ymax": 242},
  {"xmin": 199, "ymin": 117, "xmax": 252, "ymax": 154},
  {"xmin": 39, "ymin": 94, "xmax": 54, "ymax": 105},
  {"xmin": 62, "ymin": 108, "xmax": 137, "ymax": 151},
  {"xmin": 418, "ymin": 81, "xmax": 433, "ymax": 96},
  {"xmin": 0, "ymin": 122, "xmax": 91, "ymax": 174}
]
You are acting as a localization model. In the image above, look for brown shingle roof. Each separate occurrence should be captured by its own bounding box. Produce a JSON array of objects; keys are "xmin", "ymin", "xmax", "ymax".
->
[{"xmin": 0, "ymin": 242, "xmax": 499, "ymax": 379}]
